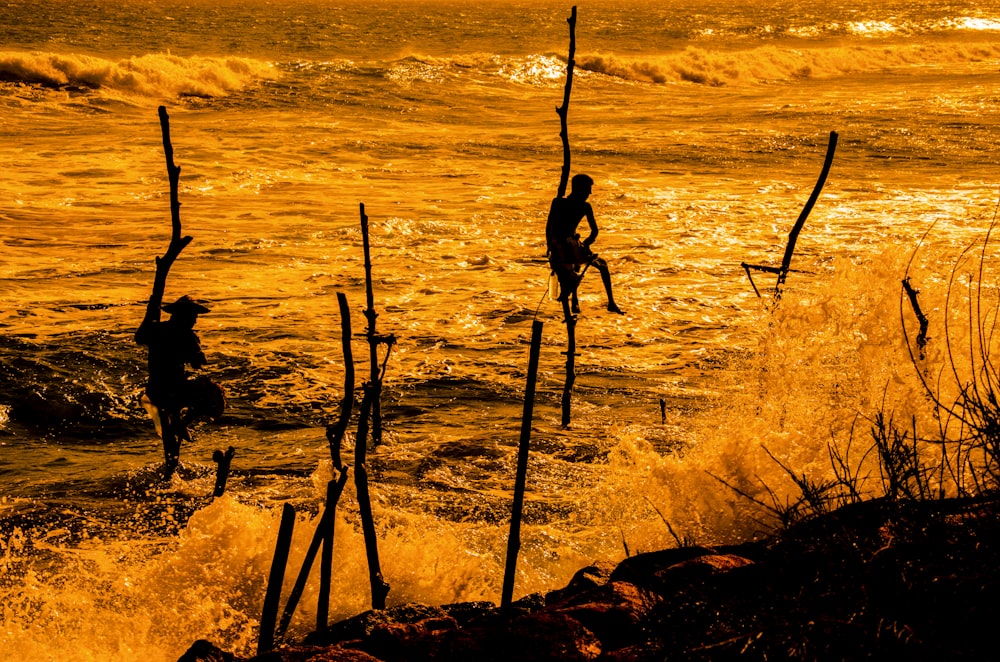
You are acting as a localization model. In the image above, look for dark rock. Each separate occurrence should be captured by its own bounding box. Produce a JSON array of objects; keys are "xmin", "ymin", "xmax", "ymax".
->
[
  {"xmin": 545, "ymin": 560, "xmax": 617, "ymax": 605},
  {"xmin": 177, "ymin": 640, "xmax": 238, "ymax": 662},
  {"xmin": 250, "ymin": 646, "xmax": 380, "ymax": 661},
  {"xmin": 548, "ymin": 580, "xmax": 661, "ymax": 650},
  {"xmin": 362, "ymin": 614, "xmax": 459, "ymax": 661},
  {"xmin": 511, "ymin": 591, "xmax": 546, "ymax": 612},
  {"xmin": 608, "ymin": 546, "xmax": 717, "ymax": 590},
  {"xmin": 293, "ymin": 649, "xmax": 382, "ymax": 662},
  {"xmin": 504, "ymin": 612, "xmax": 602, "ymax": 661},
  {"xmin": 649, "ymin": 553, "xmax": 754, "ymax": 594},
  {"xmin": 440, "ymin": 600, "xmax": 496, "ymax": 627},
  {"xmin": 304, "ymin": 604, "xmax": 447, "ymax": 647},
  {"xmin": 597, "ymin": 642, "xmax": 667, "ymax": 662}
]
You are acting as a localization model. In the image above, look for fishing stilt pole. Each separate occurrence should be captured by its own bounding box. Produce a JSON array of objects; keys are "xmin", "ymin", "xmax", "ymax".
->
[
  {"xmin": 554, "ymin": 6, "xmax": 580, "ymax": 426},
  {"xmin": 355, "ymin": 383, "xmax": 389, "ymax": 609},
  {"xmin": 502, "ymin": 320, "xmax": 544, "ymax": 610},
  {"xmin": 356, "ymin": 204, "xmax": 393, "ymax": 609},
  {"xmin": 138, "ymin": 106, "xmax": 194, "ymax": 477},
  {"xmin": 258, "ymin": 504, "xmax": 295, "ymax": 655}
]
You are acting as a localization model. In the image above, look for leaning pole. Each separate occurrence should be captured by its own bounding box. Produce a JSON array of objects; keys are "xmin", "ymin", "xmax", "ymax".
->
[{"xmin": 556, "ymin": 6, "xmax": 578, "ymax": 427}]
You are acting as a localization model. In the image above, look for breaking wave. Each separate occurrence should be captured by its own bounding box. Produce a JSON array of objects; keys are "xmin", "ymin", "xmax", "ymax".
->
[
  {"xmin": 0, "ymin": 51, "xmax": 275, "ymax": 99},
  {"xmin": 576, "ymin": 40, "xmax": 1000, "ymax": 86},
  {"xmin": 383, "ymin": 39, "xmax": 1000, "ymax": 89}
]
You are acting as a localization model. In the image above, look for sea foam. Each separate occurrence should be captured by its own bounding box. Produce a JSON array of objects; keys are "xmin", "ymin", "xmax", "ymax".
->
[
  {"xmin": 0, "ymin": 51, "xmax": 275, "ymax": 100},
  {"xmin": 575, "ymin": 40, "xmax": 1000, "ymax": 86}
]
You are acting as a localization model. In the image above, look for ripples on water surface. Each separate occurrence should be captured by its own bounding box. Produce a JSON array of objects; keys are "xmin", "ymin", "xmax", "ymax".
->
[{"xmin": 2, "ymin": 0, "xmax": 1000, "ymax": 659}]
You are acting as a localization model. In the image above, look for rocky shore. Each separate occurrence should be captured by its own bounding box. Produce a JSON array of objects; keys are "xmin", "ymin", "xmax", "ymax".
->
[{"xmin": 181, "ymin": 496, "xmax": 1000, "ymax": 661}]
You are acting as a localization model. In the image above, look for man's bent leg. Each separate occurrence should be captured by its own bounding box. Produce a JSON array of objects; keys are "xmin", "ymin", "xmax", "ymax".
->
[
  {"xmin": 595, "ymin": 259, "xmax": 623, "ymax": 314},
  {"xmin": 554, "ymin": 265, "xmax": 581, "ymax": 303},
  {"xmin": 160, "ymin": 409, "xmax": 183, "ymax": 477}
]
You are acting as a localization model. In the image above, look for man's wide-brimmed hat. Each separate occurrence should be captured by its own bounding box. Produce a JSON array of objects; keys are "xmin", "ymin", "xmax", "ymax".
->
[{"xmin": 162, "ymin": 295, "xmax": 210, "ymax": 315}]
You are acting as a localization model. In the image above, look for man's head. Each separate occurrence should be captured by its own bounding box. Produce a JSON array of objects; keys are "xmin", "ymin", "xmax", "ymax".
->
[
  {"xmin": 570, "ymin": 173, "xmax": 594, "ymax": 200},
  {"xmin": 163, "ymin": 295, "xmax": 210, "ymax": 328}
]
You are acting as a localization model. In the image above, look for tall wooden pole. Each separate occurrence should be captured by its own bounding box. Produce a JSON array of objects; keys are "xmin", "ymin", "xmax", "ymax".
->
[
  {"xmin": 560, "ymin": 299, "xmax": 577, "ymax": 427},
  {"xmin": 317, "ymin": 474, "xmax": 345, "ymax": 630},
  {"xmin": 355, "ymin": 383, "xmax": 390, "ymax": 608},
  {"xmin": 556, "ymin": 7, "xmax": 577, "ymax": 199},
  {"xmin": 140, "ymin": 106, "xmax": 194, "ymax": 476},
  {"xmin": 274, "ymin": 472, "xmax": 350, "ymax": 641},
  {"xmin": 502, "ymin": 320, "xmax": 544, "ymax": 609},
  {"xmin": 326, "ymin": 292, "xmax": 354, "ymax": 471},
  {"xmin": 355, "ymin": 204, "xmax": 391, "ymax": 610},
  {"xmin": 360, "ymin": 203, "xmax": 385, "ymax": 447},
  {"xmin": 556, "ymin": 7, "xmax": 579, "ymax": 426},
  {"xmin": 258, "ymin": 504, "xmax": 295, "ymax": 655}
]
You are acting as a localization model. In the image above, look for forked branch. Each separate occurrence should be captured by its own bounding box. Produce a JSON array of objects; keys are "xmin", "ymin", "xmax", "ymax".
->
[
  {"xmin": 742, "ymin": 130, "xmax": 838, "ymax": 299},
  {"xmin": 145, "ymin": 106, "xmax": 194, "ymax": 322}
]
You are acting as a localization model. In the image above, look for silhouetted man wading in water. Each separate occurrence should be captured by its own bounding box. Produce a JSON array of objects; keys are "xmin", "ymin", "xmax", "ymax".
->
[
  {"xmin": 546, "ymin": 173, "xmax": 623, "ymax": 314},
  {"xmin": 135, "ymin": 294, "xmax": 223, "ymax": 475}
]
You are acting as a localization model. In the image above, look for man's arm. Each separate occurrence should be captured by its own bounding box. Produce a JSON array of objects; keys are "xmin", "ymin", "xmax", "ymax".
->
[
  {"xmin": 135, "ymin": 278, "xmax": 164, "ymax": 345},
  {"xmin": 135, "ymin": 316, "xmax": 157, "ymax": 345},
  {"xmin": 582, "ymin": 202, "xmax": 598, "ymax": 247},
  {"xmin": 187, "ymin": 333, "xmax": 207, "ymax": 369}
]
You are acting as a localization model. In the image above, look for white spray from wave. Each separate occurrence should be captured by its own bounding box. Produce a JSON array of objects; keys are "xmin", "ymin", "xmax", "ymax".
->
[
  {"xmin": 0, "ymin": 51, "xmax": 275, "ymax": 99},
  {"xmin": 576, "ymin": 40, "xmax": 1000, "ymax": 85}
]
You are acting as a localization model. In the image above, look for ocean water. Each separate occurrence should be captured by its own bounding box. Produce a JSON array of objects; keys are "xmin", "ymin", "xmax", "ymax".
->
[{"xmin": 2, "ymin": 0, "xmax": 1000, "ymax": 659}]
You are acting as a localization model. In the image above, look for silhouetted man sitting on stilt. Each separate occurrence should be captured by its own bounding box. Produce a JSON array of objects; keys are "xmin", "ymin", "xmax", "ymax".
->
[
  {"xmin": 546, "ymin": 173, "xmax": 623, "ymax": 315},
  {"xmin": 135, "ymin": 295, "xmax": 224, "ymax": 476}
]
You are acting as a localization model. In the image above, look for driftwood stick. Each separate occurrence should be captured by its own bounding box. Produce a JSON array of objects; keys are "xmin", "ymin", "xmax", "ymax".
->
[
  {"xmin": 555, "ymin": 6, "xmax": 578, "ymax": 199},
  {"xmin": 148, "ymin": 107, "xmax": 194, "ymax": 317},
  {"xmin": 159, "ymin": 107, "xmax": 187, "ymax": 249},
  {"xmin": 902, "ymin": 277, "xmax": 930, "ymax": 352},
  {"xmin": 355, "ymin": 383, "xmax": 390, "ymax": 609},
  {"xmin": 741, "ymin": 263, "xmax": 811, "ymax": 297},
  {"xmin": 740, "ymin": 262, "xmax": 778, "ymax": 298},
  {"xmin": 560, "ymin": 298, "xmax": 577, "ymax": 427},
  {"xmin": 274, "ymin": 471, "xmax": 350, "ymax": 641},
  {"xmin": 775, "ymin": 130, "xmax": 839, "ymax": 295},
  {"xmin": 326, "ymin": 292, "xmax": 354, "ymax": 471},
  {"xmin": 258, "ymin": 503, "xmax": 296, "ymax": 655},
  {"xmin": 502, "ymin": 320, "xmax": 544, "ymax": 610},
  {"xmin": 741, "ymin": 131, "xmax": 838, "ymax": 298},
  {"xmin": 211, "ymin": 446, "xmax": 235, "ymax": 497}
]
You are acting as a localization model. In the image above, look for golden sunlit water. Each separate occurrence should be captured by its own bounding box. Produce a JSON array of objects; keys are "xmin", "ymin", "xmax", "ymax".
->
[{"xmin": 2, "ymin": 0, "xmax": 1000, "ymax": 659}]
